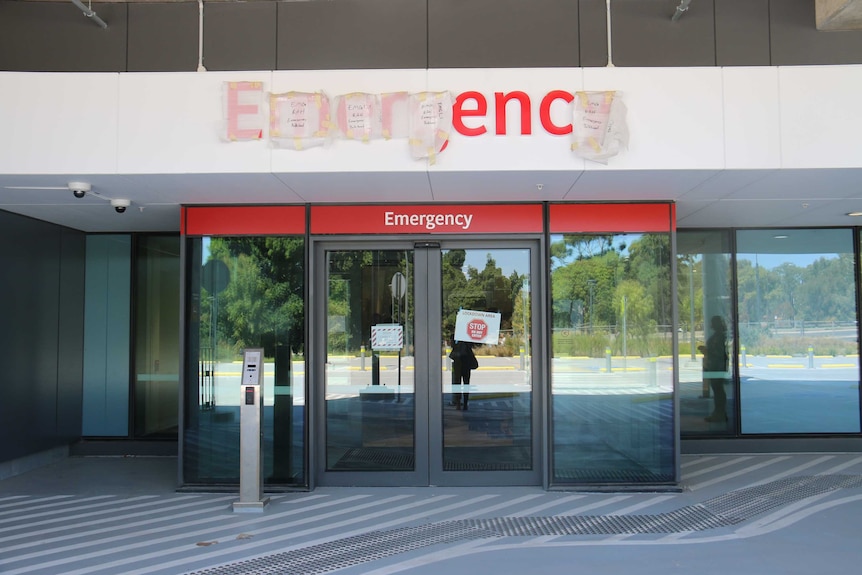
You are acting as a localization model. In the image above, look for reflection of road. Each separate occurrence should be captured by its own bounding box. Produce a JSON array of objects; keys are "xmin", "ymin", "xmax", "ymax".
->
[
  {"xmin": 203, "ymin": 362, "xmax": 306, "ymax": 407},
  {"xmin": 770, "ymin": 326, "xmax": 858, "ymax": 341},
  {"xmin": 740, "ymin": 354, "xmax": 858, "ymax": 372},
  {"xmin": 326, "ymin": 355, "xmax": 532, "ymax": 397},
  {"xmin": 678, "ymin": 355, "xmax": 860, "ymax": 433},
  {"xmin": 202, "ymin": 354, "xmax": 858, "ymax": 406},
  {"xmin": 553, "ymin": 357, "xmax": 674, "ymax": 394}
]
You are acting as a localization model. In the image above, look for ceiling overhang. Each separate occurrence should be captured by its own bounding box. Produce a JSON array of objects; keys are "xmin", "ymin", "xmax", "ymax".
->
[
  {"xmin": 816, "ymin": 0, "xmax": 862, "ymax": 30},
  {"xmin": 4, "ymin": 168, "xmax": 862, "ymax": 233}
]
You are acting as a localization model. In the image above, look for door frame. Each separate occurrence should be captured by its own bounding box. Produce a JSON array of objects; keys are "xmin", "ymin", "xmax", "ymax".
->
[{"xmin": 310, "ymin": 235, "xmax": 545, "ymax": 487}]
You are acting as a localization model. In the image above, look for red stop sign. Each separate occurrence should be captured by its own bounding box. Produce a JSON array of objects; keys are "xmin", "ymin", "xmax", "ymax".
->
[{"xmin": 468, "ymin": 320, "xmax": 488, "ymax": 341}]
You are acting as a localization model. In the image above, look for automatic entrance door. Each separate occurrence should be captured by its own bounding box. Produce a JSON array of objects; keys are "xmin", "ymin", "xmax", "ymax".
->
[{"xmin": 315, "ymin": 241, "xmax": 541, "ymax": 487}]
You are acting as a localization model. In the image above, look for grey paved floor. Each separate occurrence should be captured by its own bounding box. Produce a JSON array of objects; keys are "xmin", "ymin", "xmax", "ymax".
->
[{"xmin": 1, "ymin": 453, "xmax": 862, "ymax": 574}]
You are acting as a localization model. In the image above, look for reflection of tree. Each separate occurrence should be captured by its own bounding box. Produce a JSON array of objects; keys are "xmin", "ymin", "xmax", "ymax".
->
[
  {"xmin": 551, "ymin": 233, "xmax": 671, "ymax": 356},
  {"xmin": 614, "ymin": 280, "xmax": 656, "ymax": 354},
  {"xmin": 206, "ymin": 237, "xmax": 305, "ymax": 358},
  {"xmin": 737, "ymin": 254, "xmax": 854, "ymax": 324},
  {"xmin": 676, "ymin": 255, "xmax": 702, "ymax": 332},
  {"xmin": 442, "ymin": 251, "xmax": 526, "ymax": 348},
  {"xmin": 801, "ymin": 254, "xmax": 855, "ymax": 321},
  {"xmin": 627, "ymin": 235, "xmax": 671, "ymax": 327},
  {"xmin": 550, "ymin": 234, "xmax": 615, "ymax": 262},
  {"xmin": 328, "ymin": 250, "xmax": 413, "ymax": 353},
  {"xmin": 550, "ymin": 252, "xmax": 615, "ymax": 329}
]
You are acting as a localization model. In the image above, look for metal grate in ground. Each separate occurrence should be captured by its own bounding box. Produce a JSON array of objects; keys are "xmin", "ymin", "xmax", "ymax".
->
[
  {"xmin": 701, "ymin": 473, "xmax": 862, "ymax": 523},
  {"xmin": 186, "ymin": 522, "xmax": 497, "ymax": 575},
  {"xmin": 187, "ymin": 474, "xmax": 862, "ymax": 575},
  {"xmin": 465, "ymin": 505, "xmax": 727, "ymax": 536}
]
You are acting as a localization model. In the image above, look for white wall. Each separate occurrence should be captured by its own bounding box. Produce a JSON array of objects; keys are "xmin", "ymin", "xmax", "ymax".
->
[{"xmin": 1, "ymin": 66, "xmax": 861, "ymax": 176}]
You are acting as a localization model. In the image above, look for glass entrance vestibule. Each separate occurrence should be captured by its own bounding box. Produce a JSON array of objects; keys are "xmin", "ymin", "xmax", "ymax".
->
[{"xmin": 180, "ymin": 203, "xmax": 678, "ymax": 489}]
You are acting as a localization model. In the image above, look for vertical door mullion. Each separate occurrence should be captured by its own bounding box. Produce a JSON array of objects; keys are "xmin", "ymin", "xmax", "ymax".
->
[{"xmin": 420, "ymin": 247, "xmax": 443, "ymax": 484}]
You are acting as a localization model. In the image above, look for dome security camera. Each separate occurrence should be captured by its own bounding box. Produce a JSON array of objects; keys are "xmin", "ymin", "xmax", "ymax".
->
[
  {"xmin": 68, "ymin": 181, "xmax": 91, "ymax": 199},
  {"xmin": 110, "ymin": 198, "xmax": 131, "ymax": 213}
]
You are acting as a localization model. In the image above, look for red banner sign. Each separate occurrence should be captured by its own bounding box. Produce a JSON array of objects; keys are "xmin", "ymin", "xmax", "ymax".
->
[
  {"xmin": 182, "ymin": 206, "xmax": 306, "ymax": 236},
  {"xmin": 310, "ymin": 204, "xmax": 543, "ymax": 234},
  {"xmin": 549, "ymin": 203, "xmax": 674, "ymax": 233}
]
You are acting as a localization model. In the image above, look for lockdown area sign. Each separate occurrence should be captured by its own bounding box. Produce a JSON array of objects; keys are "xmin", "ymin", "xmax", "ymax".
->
[
  {"xmin": 454, "ymin": 310, "xmax": 501, "ymax": 345},
  {"xmin": 371, "ymin": 324, "xmax": 404, "ymax": 351}
]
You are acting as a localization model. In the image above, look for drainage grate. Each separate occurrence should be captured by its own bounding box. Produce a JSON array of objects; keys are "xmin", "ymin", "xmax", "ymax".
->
[
  {"xmin": 444, "ymin": 460, "xmax": 531, "ymax": 472},
  {"xmin": 187, "ymin": 474, "xmax": 862, "ymax": 575},
  {"xmin": 331, "ymin": 448, "xmax": 415, "ymax": 471},
  {"xmin": 465, "ymin": 505, "xmax": 728, "ymax": 536},
  {"xmin": 187, "ymin": 522, "xmax": 496, "ymax": 575},
  {"xmin": 554, "ymin": 468, "xmax": 675, "ymax": 484},
  {"xmin": 701, "ymin": 474, "xmax": 862, "ymax": 524}
]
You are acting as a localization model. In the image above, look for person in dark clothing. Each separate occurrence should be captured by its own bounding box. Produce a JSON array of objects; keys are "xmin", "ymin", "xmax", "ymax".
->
[
  {"xmin": 449, "ymin": 341, "xmax": 478, "ymax": 410},
  {"xmin": 699, "ymin": 315, "xmax": 729, "ymax": 422}
]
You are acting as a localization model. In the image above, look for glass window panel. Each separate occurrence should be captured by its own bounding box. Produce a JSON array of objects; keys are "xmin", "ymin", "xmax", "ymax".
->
[
  {"xmin": 736, "ymin": 229, "xmax": 860, "ymax": 434},
  {"xmin": 677, "ymin": 231, "xmax": 736, "ymax": 435},
  {"xmin": 183, "ymin": 236, "xmax": 306, "ymax": 486},
  {"xmin": 550, "ymin": 233, "xmax": 675, "ymax": 484},
  {"xmin": 324, "ymin": 249, "xmax": 415, "ymax": 472},
  {"xmin": 134, "ymin": 235, "xmax": 181, "ymax": 438}
]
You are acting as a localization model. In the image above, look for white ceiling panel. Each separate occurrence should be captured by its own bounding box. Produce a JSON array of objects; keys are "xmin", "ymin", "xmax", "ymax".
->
[
  {"xmin": 274, "ymin": 172, "xmax": 433, "ymax": 203},
  {"xmin": 676, "ymin": 199, "xmax": 836, "ymax": 228},
  {"xmin": 119, "ymin": 173, "xmax": 306, "ymax": 204},
  {"xmin": 678, "ymin": 170, "xmax": 777, "ymax": 201},
  {"xmin": 774, "ymin": 198, "xmax": 862, "ymax": 227},
  {"xmin": 725, "ymin": 168, "xmax": 862, "ymax": 200},
  {"xmin": 565, "ymin": 170, "xmax": 719, "ymax": 200},
  {"xmin": 428, "ymin": 171, "xmax": 579, "ymax": 202}
]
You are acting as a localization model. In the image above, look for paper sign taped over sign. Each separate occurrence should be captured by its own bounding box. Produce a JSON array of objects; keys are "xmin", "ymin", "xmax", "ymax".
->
[
  {"xmin": 371, "ymin": 323, "xmax": 404, "ymax": 350},
  {"xmin": 454, "ymin": 309, "xmax": 501, "ymax": 345}
]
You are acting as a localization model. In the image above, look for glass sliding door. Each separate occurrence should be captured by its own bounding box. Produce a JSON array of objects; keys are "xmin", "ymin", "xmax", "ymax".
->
[
  {"xmin": 323, "ymin": 248, "xmax": 419, "ymax": 479},
  {"xmin": 438, "ymin": 247, "xmax": 534, "ymax": 477},
  {"xmin": 317, "ymin": 240, "xmax": 541, "ymax": 487}
]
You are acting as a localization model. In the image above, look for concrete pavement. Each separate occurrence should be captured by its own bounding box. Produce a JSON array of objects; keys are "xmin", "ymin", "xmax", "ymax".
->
[{"xmin": 1, "ymin": 452, "xmax": 861, "ymax": 574}]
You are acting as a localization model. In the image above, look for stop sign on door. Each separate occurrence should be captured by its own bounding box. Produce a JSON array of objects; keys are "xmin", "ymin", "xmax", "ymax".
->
[
  {"xmin": 454, "ymin": 309, "xmax": 501, "ymax": 345},
  {"xmin": 468, "ymin": 320, "xmax": 488, "ymax": 341}
]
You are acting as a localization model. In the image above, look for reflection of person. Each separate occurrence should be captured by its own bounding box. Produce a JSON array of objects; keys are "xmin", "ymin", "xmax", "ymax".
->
[
  {"xmin": 699, "ymin": 315, "xmax": 729, "ymax": 422},
  {"xmin": 449, "ymin": 341, "xmax": 478, "ymax": 410}
]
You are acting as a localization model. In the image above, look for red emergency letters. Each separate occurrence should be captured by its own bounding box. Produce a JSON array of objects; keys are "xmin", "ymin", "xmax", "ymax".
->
[{"xmin": 452, "ymin": 89, "xmax": 575, "ymax": 137}]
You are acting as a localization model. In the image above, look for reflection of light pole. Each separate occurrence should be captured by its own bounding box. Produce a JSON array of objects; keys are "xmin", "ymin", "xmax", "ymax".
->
[
  {"xmin": 587, "ymin": 279, "xmax": 597, "ymax": 334},
  {"xmin": 622, "ymin": 295, "xmax": 628, "ymax": 370},
  {"xmin": 689, "ymin": 261, "xmax": 696, "ymax": 360},
  {"xmin": 755, "ymin": 253, "xmax": 762, "ymax": 325},
  {"xmin": 522, "ymin": 276, "xmax": 530, "ymax": 382}
]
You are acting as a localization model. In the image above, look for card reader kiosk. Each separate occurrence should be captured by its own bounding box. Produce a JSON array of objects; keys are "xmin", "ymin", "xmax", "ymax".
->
[{"xmin": 232, "ymin": 348, "xmax": 270, "ymax": 512}]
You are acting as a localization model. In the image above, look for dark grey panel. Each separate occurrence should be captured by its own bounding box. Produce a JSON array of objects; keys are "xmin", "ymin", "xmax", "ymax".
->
[
  {"xmin": 429, "ymin": 0, "xmax": 579, "ymax": 68},
  {"xmin": 0, "ymin": 2, "xmax": 127, "ymax": 72},
  {"xmin": 610, "ymin": 0, "xmax": 716, "ymax": 67},
  {"xmin": 715, "ymin": 0, "xmax": 770, "ymax": 66},
  {"xmin": 128, "ymin": 3, "xmax": 199, "ymax": 72},
  {"xmin": 0, "ymin": 212, "xmax": 83, "ymax": 462},
  {"xmin": 203, "ymin": 2, "xmax": 277, "ymax": 72},
  {"xmin": 277, "ymin": 0, "xmax": 427, "ymax": 70},
  {"xmin": 57, "ymin": 229, "xmax": 86, "ymax": 442},
  {"xmin": 580, "ymin": 0, "xmax": 611, "ymax": 68},
  {"xmin": 31, "ymin": 228, "xmax": 62, "ymax": 444},
  {"xmin": 770, "ymin": 0, "xmax": 862, "ymax": 66}
]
